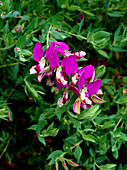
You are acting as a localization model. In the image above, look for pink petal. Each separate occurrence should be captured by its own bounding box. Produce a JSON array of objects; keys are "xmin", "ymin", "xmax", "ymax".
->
[
  {"xmin": 73, "ymin": 98, "xmax": 81, "ymax": 114},
  {"xmin": 78, "ymin": 65, "xmax": 95, "ymax": 80},
  {"xmin": 55, "ymin": 46, "xmax": 66, "ymax": 56},
  {"xmin": 37, "ymin": 72, "xmax": 46, "ymax": 82},
  {"xmin": 68, "ymin": 161, "xmax": 79, "ymax": 167},
  {"xmin": 78, "ymin": 71, "xmax": 85, "ymax": 90},
  {"xmin": 74, "ymin": 51, "xmax": 86, "ymax": 59},
  {"xmin": 54, "ymin": 42, "xmax": 69, "ymax": 51},
  {"xmin": 45, "ymin": 43, "xmax": 55, "ymax": 62},
  {"xmin": 65, "ymin": 55, "xmax": 78, "ymax": 76},
  {"xmin": 91, "ymin": 95, "xmax": 106, "ymax": 104},
  {"xmin": 86, "ymin": 79, "xmax": 102, "ymax": 95},
  {"xmin": 56, "ymin": 80, "xmax": 67, "ymax": 89},
  {"xmin": 50, "ymin": 50, "xmax": 59, "ymax": 71},
  {"xmin": 33, "ymin": 41, "xmax": 43, "ymax": 61},
  {"xmin": 69, "ymin": 85, "xmax": 80, "ymax": 95},
  {"xmin": 61, "ymin": 58, "xmax": 66, "ymax": 72}
]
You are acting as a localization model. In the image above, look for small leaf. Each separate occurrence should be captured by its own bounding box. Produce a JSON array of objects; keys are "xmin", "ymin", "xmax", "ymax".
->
[
  {"xmin": 74, "ymin": 145, "xmax": 82, "ymax": 162},
  {"xmin": 47, "ymin": 150, "xmax": 64, "ymax": 165},
  {"xmin": 82, "ymin": 134, "xmax": 96, "ymax": 143},
  {"xmin": 38, "ymin": 136, "xmax": 46, "ymax": 145},
  {"xmin": 95, "ymin": 65, "xmax": 106, "ymax": 79},
  {"xmin": 97, "ymin": 49, "xmax": 109, "ymax": 58},
  {"xmin": 27, "ymin": 124, "xmax": 37, "ymax": 130},
  {"xmin": 115, "ymin": 94, "xmax": 127, "ymax": 105}
]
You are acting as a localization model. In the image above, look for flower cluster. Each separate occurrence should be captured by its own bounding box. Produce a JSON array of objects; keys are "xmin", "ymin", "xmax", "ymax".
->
[{"xmin": 30, "ymin": 41, "xmax": 105, "ymax": 114}]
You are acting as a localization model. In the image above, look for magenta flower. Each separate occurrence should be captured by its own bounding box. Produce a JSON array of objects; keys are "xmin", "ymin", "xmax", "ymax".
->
[
  {"xmin": 33, "ymin": 41, "xmax": 43, "ymax": 61},
  {"xmin": 69, "ymin": 75, "xmax": 105, "ymax": 114},
  {"xmin": 57, "ymin": 91, "xmax": 69, "ymax": 107},
  {"xmin": 66, "ymin": 51, "xmax": 86, "ymax": 60},
  {"xmin": 71, "ymin": 73, "xmax": 78, "ymax": 86},
  {"xmin": 61, "ymin": 55, "xmax": 78, "ymax": 76},
  {"xmin": 45, "ymin": 41, "xmax": 69, "ymax": 71},
  {"xmin": 30, "ymin": 59, "xmax": 50, "ymax": 82},
  {"xmin": 56, "ymin": 66, "xmax": 68, "ymax": 88}
]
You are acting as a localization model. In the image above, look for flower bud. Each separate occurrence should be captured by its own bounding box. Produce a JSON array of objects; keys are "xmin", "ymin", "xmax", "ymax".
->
[{"xmin": 15, "ymin": 25, "xmax": 22, "ymax": 33}]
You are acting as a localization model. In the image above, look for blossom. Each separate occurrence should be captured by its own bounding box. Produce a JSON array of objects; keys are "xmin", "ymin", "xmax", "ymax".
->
[
  {"xmin": 61, "ymin": 55, "xmax": 78, "ymax": 76},
  {"xmin": 30, "ymin": 59, "xmax": 50, "ymax": 82},
  {"xmin": 15, "ymin": 25, "xmax": 22, "ymax": 33},
  {"xmin": 57, "ymin": 91, "xmax": 69, "ymax": 107},
  {"xmin": 33, "ymin": 41, "xmax": 43, "ymax": 61},
  {"xmin": 45, "ymin": 41, "xmax": 69, "ymax": 71},
  {"xmin": 56, "ymin": 66, "xmax": 68, "ymax": 88},
  {"xmin": 69, "ymin": 70, "xmax": 105, "ymax": 114},
  {"xmin": 66, "ymin": 51, "xmax": 86, "ymax": 60},
  {"xmin": 71, "ymin": 73, "xmax": 78, "ymax": 86}
]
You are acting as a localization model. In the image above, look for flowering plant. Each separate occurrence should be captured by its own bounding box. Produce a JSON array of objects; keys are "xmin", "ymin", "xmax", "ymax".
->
[{"xmin": 30, "ymin": 41, "xmax": 105, "ymax": 115}]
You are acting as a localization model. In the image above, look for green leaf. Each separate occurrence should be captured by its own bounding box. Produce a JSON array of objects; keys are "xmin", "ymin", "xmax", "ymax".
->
[
  {"xmin": 74, "ymin": 145, "xmax": 82, "ymax": 162},
  {"xmin": 95, "ymin": 65, "xmax": 106, "ymax": 79},
  {"xmin": 38, "ymin": 136, "xmax": 46, "ymax": 145},
  {"xmin": 82, "ymin": 134, "xmax": 96, "ymax": 143},
  {"xmin": 68, "ymin": 114, "xmax": 81, "ymax": 128},
  {"xmin": 101, "ymin": 121, "xmax": 115, "ymax": 129},
  {"xmin": 87, "ymin": 32, "xmax": 94, "ymax": 42},
  {"xmin": 50, "ymin": 30, "xmax": 64, "ymax": 40},
  {"xmin": 97, "ymin": 49, "xmax": 109, "ymax": 58},
  {"xmin": 115, "ymin": 94, "xmax": 127, "ymax": 105},
  {"xmin": 107, "ymin": 86, "xmax": 114, "ymax": 95},
  {"xmin": 114, "ymin": 24, "xmax": 123, "ymax": 41},
  {"xmin": 78, "ymin": 105, "xmax": 100, "ymax": 120},
  {"xmin": 68, "ymin": 5, "xmax": 81, "ymax": 11},
  {"xmin": 47, "ymin": 150, "xmax": 64, "ymax": 165},
  {"xmin": 83, "ymin": 10, "xmax": 95, "ymax": 17},
  {"xmin": 78, "ymin": 18, "xmax": 84, "ymax": 34},
  {"xmin": 99, "ymin": 163, "xmax": 117, "ymax": 170},
  {"xmin": 27, "ymin": 124, "xmax": 37, "ymax": 130},
  {"xmin": 93, "ymin": 31, "xmax": 111, "ymax": 41},
  {"xmin": 16, "ymin": 35, "xmax": 26, "ymax": 48},
  {"xmin": 108, "ymin": 11, "xmax": 125, "ymax": 17}
]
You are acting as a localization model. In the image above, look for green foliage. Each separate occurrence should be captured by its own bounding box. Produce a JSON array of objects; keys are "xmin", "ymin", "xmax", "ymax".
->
[{"xmin": 0, "ymin": 0, "xmax": 127, "ymax": 169}]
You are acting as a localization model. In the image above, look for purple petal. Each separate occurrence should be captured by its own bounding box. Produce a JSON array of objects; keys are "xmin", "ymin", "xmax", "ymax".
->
[
  {"xmin": 45, "ymin": 43, "xmax": 55, "ymax": 62},
  {"xmin": 65, "ymin": 55, "xmax": 78, "ymax": 76},
  {"xmin": 55, "ymin": 46, "xmax": 66, "ymax": 56},
  {"xmin": 54, "ymin": 42, "xmax": 69, "ymax": 51},
  {"xmin": 50, "ymin": 50, "xmax": 59, "ymax": 71},
  {"xmin": 91, "ymin": 95, "xmax": 106, "ymax": 104},
  {"xmin": 78, "ymin": 65, "xmax": 94, "ymax": 80},
  {"xmin": 78, "ymin": 71, "xmax": 85, "ymax": 90},
  {"xmin": 37, "ymin": 72, "xmax": 46, "ymax": 82},
  {"xmin": 87, "ymin": 79, "xmax": 102, "ymax": 95},
  {"xmin": 33, "ymin": 41, "xmax": 43, "ymax": 61},
  {"xmin": 69, "ymin": 85, "xmax": 80, "ymax": 95},
  {"xmin": 61, "ymin": 58, "xmax": 66, "ymax": 72},
  {"xmin": 56, "ymin": 80, "xmax": 67, "ymax": 89},
  {"xmin": 74, "ymin": 51, "xmax": 86, "ymax": 60},
  {"xmin": 73, "ymin": 98, "xmax": 81, "ymax": 114}
]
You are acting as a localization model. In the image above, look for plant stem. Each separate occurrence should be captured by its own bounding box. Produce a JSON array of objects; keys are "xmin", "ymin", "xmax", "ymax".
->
[
  {"xmin": 0, "ymin": 132, "xmax": 14, "ymax": 159},
  {"xmin": 114, "ymin": 105, "xmax": 127, "ymax": 131},
  {"xmin": 62, "ymin": 30, "xmax": 87, "ymax": 40},
  {"xmin": 0, "ymin": 62, "xmax": 19, "ymax": 68},
  {"xmin": 47, "ymin": 25, "xmax": 52, "ymax": 48}
]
